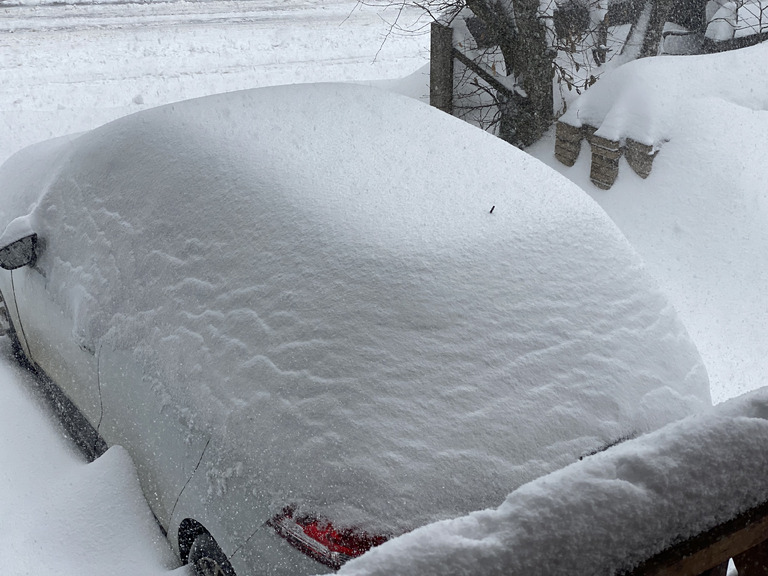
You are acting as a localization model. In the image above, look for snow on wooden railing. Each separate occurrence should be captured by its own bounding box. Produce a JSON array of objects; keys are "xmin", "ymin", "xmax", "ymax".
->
[
  {"xmin": 626, "ymin": 500, "xmax": 768, "ymax": 575},
  {"xmin": 555, "ymin": 120, "xmax": 659, "ymax": 190},
  {"xmin": 334, "ymin": 388, "xmax": 768, "ymax": 576}
]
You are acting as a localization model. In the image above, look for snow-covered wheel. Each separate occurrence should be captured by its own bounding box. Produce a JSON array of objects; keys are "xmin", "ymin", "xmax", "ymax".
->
[{"xmin": 189, "ymin": 533, "xmax": 236, "ymax": 576}]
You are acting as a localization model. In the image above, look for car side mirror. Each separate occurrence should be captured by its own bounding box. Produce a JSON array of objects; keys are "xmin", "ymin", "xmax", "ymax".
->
[{"xmin": 0, "ymin": 233, "xmax": 38, "ymax": 270}]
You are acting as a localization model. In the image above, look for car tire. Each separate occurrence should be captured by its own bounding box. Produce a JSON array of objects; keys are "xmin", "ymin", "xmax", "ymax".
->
[
  {"xmin": 189, "ymin": 533, "xmax": 236, "ymax": 576},
  {"xmin": 0, "ymin": 291, "xmax": 30, "ymax": 368}
]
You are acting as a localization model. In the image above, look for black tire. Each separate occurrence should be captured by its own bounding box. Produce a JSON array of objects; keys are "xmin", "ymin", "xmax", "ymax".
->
[
  {"xmin": 189, "ymin": 533, "xmax": 236, "ymax": 576},
  {"xmin": 0, "ymin": 292, "xmax": 9, "ymax": 335},
  {"xmin": 0, "ymin": 291, "xmax": 30, "ymax": 368}
]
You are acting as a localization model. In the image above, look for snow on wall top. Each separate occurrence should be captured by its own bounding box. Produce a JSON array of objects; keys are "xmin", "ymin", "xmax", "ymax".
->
[
  {"xmin": 559, "ymin": 42, "xmax": 768, "ymax": 145},
  {"xmin": 336, "ymin": 386, "xmax": 768, "ymax": 576},
  {"xmin": 549, "ymin": 43, "xmax": 768, "ymax": 403},
  {"xmin": 0, "ymin": 83, "xmax": 709, "ymax": 533}
]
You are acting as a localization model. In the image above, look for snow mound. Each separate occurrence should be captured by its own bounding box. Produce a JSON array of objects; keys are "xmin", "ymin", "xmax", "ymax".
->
[
  {"xmin": 539, "ymin": 44, "xmax": 768, "ymax": 402},
  {"xmin": 0, "ymin": 351, "xmax": 177, "ymax": 576},
  {"xmin": 0, "ymin": 83, "xmax": 709, "ymax": 535},
  {"xmin": 335, "ymin": 386, "xmax": 768, "ymax": 576},
  {"xmin": 560, "ymin": 42, "xmax": 768, "ymax": 145}
]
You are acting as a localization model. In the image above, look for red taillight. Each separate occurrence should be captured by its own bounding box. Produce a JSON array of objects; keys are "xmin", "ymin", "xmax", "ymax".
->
[{"xmin": 267, "ymin": 506, "xmax": 388, "ymax": 570}]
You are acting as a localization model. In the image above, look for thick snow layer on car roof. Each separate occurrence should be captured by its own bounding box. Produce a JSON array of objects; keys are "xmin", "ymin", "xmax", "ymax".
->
[
  {"xmin": 0, "ymin": 83, "xmax": 709, "ymax": 534},
  {"xmin": 336, "ymin": 386, "xmax": 768, "ymax": 576}
]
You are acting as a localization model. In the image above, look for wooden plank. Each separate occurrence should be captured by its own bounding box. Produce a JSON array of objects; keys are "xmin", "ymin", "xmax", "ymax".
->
[
  {"xmin": 430, "ymin": 22, "xmax": 454, "ymax": 114},
  {"xmin": 589, "ymin": 133, "xmax": 621, "ymax": 153},
  {"xmin": 733, "ymin": 540, "xmax": 768, "ymax": 575},
  {"xmin": 626, "ymin": 500, "xmax": 768, "ymax": 575},
  {"xmin": 451, "ymin": 48, "xmax": 515, "ymax": 101},
  {"xmin": 701, "ymin": 563, "xmax": 729, "ymax": 576}
]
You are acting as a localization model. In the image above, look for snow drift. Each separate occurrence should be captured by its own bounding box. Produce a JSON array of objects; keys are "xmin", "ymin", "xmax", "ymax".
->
[
  {"xmin": 559, "ymin": 42, "xmax": 768, "ymax": 146},
  {"xmin": 0, "ymin": 346, "xmax": 179, "ymax": 576},
  {"xmin": 543, "ymin": 43, "xmax": 768, "ymax": 402}
]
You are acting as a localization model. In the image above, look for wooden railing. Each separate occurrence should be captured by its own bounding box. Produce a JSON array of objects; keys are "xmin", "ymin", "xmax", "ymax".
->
[
  {"xmin": 429, "ymin": 22, "xmax": 516, "ymax": 117},
  {"xmin": 626, "ymin": 500, "xmax": 768, "ymax": 575}
]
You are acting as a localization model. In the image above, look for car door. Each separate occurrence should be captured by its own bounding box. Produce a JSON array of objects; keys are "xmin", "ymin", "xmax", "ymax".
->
[
  {"xmin": 98, "ymin": 346, "xmax": 211, "ymax": 529},
  {"xmin": 12, "ymin": 264, "xmax": 102, "ymax": 427}
]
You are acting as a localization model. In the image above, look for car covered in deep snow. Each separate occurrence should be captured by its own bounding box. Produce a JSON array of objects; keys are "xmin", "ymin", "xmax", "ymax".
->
[{"xmin": 0, "ymin": 83, "xmax": 711, "ymax": 575}]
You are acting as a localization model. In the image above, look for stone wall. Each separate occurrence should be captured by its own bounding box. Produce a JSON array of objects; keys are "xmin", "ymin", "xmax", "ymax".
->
[{"xmin": 554, "ymin": 121, "xmax": 660, "ymax": 189}]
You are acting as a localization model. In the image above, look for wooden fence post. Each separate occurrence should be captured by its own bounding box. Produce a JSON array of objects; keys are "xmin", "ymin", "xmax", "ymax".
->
[{"xmin": 430, "ymin": 22, "xmax": 454, "ymax": 114}]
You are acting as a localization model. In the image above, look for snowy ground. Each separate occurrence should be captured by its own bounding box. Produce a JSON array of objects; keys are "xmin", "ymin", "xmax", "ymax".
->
[{"xmin": 0, "ymin": 341, "xmax": 185, "ymax": 575}]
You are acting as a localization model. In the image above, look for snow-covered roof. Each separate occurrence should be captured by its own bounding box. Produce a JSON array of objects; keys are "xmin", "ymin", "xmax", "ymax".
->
[{"xmin": 0, "ymin": 83, "xmax": 710, "ymax": 534}]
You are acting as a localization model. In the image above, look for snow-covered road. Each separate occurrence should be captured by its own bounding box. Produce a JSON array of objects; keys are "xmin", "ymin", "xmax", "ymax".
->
[{"xmin": 0, "ymin": 0, "xmax": 430, "ymax": 164}]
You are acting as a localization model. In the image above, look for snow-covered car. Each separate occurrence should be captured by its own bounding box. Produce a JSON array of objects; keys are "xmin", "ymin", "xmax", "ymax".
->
[{"xmin": 0, "ymin": 83, "xmax": 711, "ymax": 575}]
